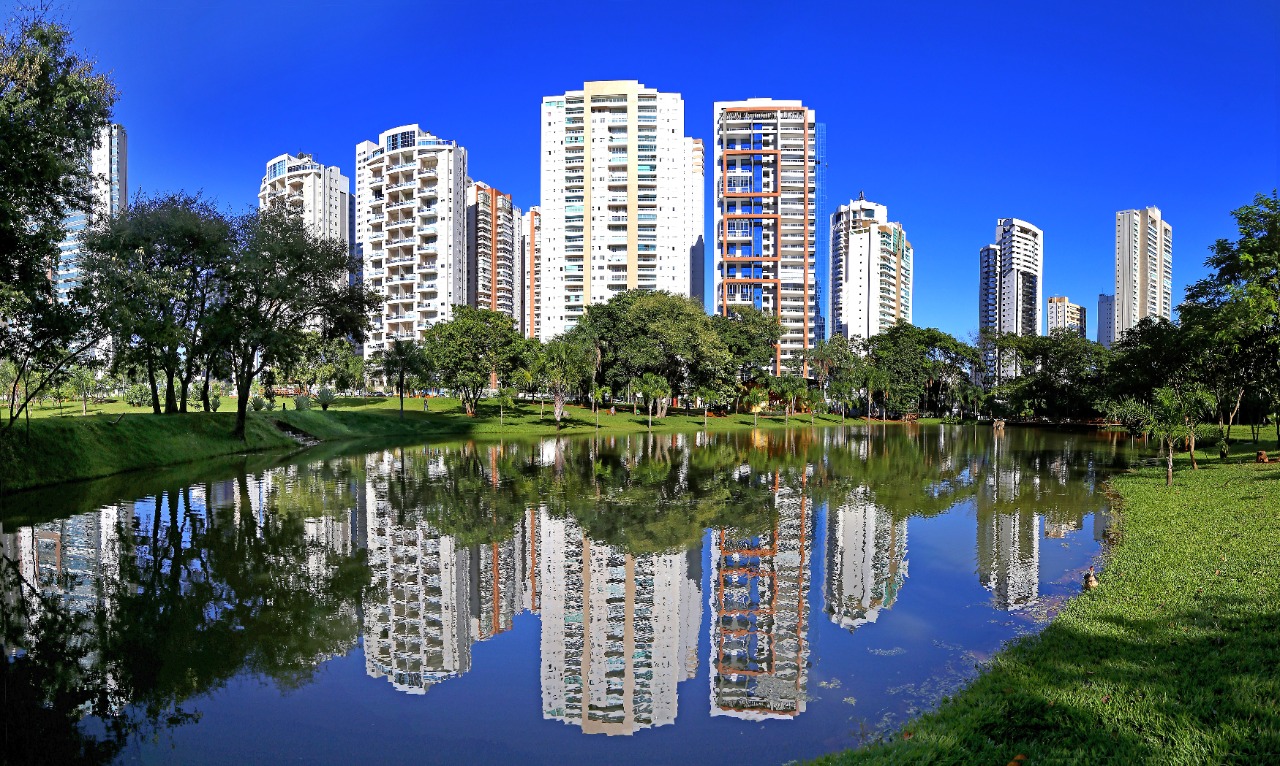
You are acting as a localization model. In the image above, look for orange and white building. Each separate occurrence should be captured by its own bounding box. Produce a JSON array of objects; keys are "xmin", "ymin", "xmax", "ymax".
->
[
  {"xmin": 467, "ymin": 180, "xmax": 523, "ymax": 325},
  {"xmin": 713, "ymin": 99, "xmax": 820, "ymax": 374}
]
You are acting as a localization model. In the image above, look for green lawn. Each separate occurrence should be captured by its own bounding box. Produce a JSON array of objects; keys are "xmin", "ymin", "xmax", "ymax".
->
[{"xmin": 814, "ymin": 438, "xmax": 1280, "ymax": 764}]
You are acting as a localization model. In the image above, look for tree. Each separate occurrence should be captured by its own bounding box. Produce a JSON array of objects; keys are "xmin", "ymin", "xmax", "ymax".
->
[
  {"xmin": 710, "ymin": 306, "xmax": 784, "ymax": 390},
  {"xmin": 804, "ymin": 386, "xmax": 826, "ymax": 425},
  {"xmin": 214, "ymin": 208, "xmax": 378, "ymax": 439},
  {"xmin": 427, "ymin": 306, "xmax": 524, "ymax": 416},
  {"xmin": 369, "ymin": 339, "xmax": 422, "ymax": 419},
  {"xmin": 81, "ymin": 193, "xmax": 232, "ymax": 413},
  {"xmin": 542, "ymin": 336, "xmax": 591, "ymax": 428},
  {"xmin": 0, "ymin": 13, "xmax": 117, "ymax": 432},
  {"xmin": 592, "ymin": 384, "xmax": 610, "ymax": 429},
  {"xmin": 770, "ymin": 375, "xmax": 806, "ymax": 426},
  {"xmin": 744, "ymin": 386, "xmax": 768, "ymax": 427},
  {"xmin": 636, "ymin": 373, "xmax": 670, "ymax": 431},
  {"xmin": 1148, "ymin": 384, "xmax": 1215, "ymax": 485},
  {"xmin": 693, "ymin": 384, "xmax": 727, "ymax": 429},
  {"xmin": 68, "ymin": 364, "xmax": 96, "ymax": 416},
  {"xmin": 495, "ymin": 387, "xmax": 517, "ymax": 429}
]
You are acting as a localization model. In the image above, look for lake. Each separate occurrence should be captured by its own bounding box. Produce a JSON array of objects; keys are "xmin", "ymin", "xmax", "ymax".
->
[{"xmin": 0, "ymin": 425, "xmax": 1141, "ymax": 764}]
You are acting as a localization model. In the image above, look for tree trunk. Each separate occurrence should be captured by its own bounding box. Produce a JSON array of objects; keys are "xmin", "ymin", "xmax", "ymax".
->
[
  {"xmin": 1165, "ymin": 438, "xmax": 1174, "ymax": 486},
  {"xmin": 703, "ymin": 405, "xmax": 708, "ymax": 430},
  {"xmin": 1227, "ymin": 387, "xmax": 1244, "ymax": 442},
  {"xmin": 1190, "ymin": 430, "xmax": 1199, "ymax": 469},
  {"xmin": 146, "ymin": 352, "xmax": 161, "ymax": 415},
  {"xmin": 647, "ymin": 400, "xmax": 653, "ymax": 431},
  {"xmin": 81, "ymin": 391, "xmax": 87, "ymax": 416},
  {"xmin": 398, "ymin": 370, "xmax": 405, "ymax": 419},
  {"xmin": 201, "ymin": 366, "xmax": 212, "ymax": 412},
  {"xmin": 164, "ymin": 366, "xmax": 178, "ymax": 414},
  {"xmin": 234, "ymin": 374, "xmax": 252, "ymax": 440}
]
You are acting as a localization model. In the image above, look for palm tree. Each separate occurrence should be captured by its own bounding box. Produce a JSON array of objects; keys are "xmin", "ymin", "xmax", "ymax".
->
[
  {"xmin": 542, "ymin": 337, "xmax": 590, "ymax": 429},
  {"xmin": 743, "ymin": 386, "xmax": 768, "ymax": 427},
  {"xmin": 694, "ymin": 384, "xmax": 722, "ymax": 430},
  {"xmin": 804, "ymin": 386, "xmax": 826, "ymax": 425},
  {"xmin": 636, "ymin": 373, "xmax": 669, "ymax": 431},
  {"xmin": 771, "ymin": 375, "xmax": 806, "ymax": 426},
  {"xmin": 592, "ymin": 384, "xmax": 610, "ymax": 429},
  {"xmin": 370, "ymin": 339, "xmax": 421, "ymax": 419}
]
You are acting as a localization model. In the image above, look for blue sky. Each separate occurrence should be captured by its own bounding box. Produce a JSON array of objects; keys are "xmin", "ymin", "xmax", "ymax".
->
[{"xmin": 59, "ymin": 0, "xmax": 1278, "ymax": 341}]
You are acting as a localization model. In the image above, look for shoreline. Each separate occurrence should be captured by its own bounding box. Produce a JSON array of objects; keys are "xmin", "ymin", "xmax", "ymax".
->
[
  {"xmin": 812, "ymin": 443, "xmax": 1280, "ymax": 764},
  {"xmin": 0, "ymin": 401, "xmax": 935, "ymax": 496}
]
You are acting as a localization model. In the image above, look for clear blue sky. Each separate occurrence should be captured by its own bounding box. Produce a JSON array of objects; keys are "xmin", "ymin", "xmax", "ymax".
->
[{"xmin": 58, "ymin": 0, "xmax": 1279, "ymax": 341}]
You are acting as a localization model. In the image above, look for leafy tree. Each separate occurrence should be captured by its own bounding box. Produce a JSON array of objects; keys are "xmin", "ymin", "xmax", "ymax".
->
[
  {"xmin": 591, "ymin": 384, "xmax": 610, "ymax": 429},
  {"xmin": 1148, "ymin": 384, "xmax": 1216, "ymax": 485},
  {"xmin": 81, "ymin": 192, "xmax": 232, "ymax": 413},
  {"xmin": 68, "ymin": 364, "xmax": 97, "ymax": 415},
  {"xmin": 743, "ymin": 385, "xmax": 768, "ymax": 427},
  {"xmin": 693, "ymin": 383, "xmax": 728, "ymax": 429},
  {"xmin": 215, "ymin": 208, "xmax": 377, "ymax": 439},
  {"xmin": 710, "ymin": 305, "xmax": 784, "ymax": 388},
  {"xmin": 369, "ymin": 339, "xmax": 422, "ymax": 419},
  {"xmin": 426, "ymin": 306, "xmax": 524, "ymax": 416},
  {"xmin": 495, "ymin": 387, "xmax": 516, "ymax": 429},
  {"xmin": 994, "ymin": 329, "xmax": 1109, "ymax": 422},
  {"xmin": 770, "ymin": 375, "xmax": 807, "ymax": 426},
  {"xmin": 0, "ymin": 13, "xmax": 116, "ymax": 432}
]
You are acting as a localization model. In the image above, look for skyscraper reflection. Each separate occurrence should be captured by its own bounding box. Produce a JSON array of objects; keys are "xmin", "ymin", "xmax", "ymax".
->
[
  {"xmin": 824, "ymin": 488, "xmax": 908, "ymax": 631},
  {"xmin": 709, "ymin": 474, "xmax": 812, "ymax": 720}
]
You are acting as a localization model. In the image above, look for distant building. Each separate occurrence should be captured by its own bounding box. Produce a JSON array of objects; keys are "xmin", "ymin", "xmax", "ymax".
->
[
  {"xmin": 521, "ymin": 207, "xmax": 542, "ymax": 338},
  {"xmin": 1047, "ymin": 296, "xmax": 1086, "ymax": 337},
  {"xmin": 56, "ymin": 124, "xmax": 127, "ymax": 304},
  {"xmin": 1097, "ymin": 293, "xmax": 1116, "ymax": 347},
  {"xmin": 466, "ymin": 180, "xmax": 523, "ymax": 325},
  {"xmin": 830, "ymin": 195, "xmax": 912, "ymax": 340},
  {"xmin": 1114, "ymin": 206, "xmax": 1172, "ymax": 339},
  {"xmin": 978, "ymin": 218, "xmax": 1044, "ymax": 379},
  {"xmin": 258, "ymin": 152, "xmax": 351, "ymax": 242}
]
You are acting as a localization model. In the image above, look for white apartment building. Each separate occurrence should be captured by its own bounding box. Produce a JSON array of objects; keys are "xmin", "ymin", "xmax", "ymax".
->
[
  {"xmin": 56, "ymin": 123, "xmax": 127, "ymax": 304},
  {"xmin": 467, "ymin": 180, "xmax": 523, "ymax": 325},
  {"xmin": 522, "ymin": 207, "xmax": 542, "ymax": 338},
  {"xmin": 1114, "ymin": 206, "xmax": 1172, "ymax": 339},
  {"xmin": 830, "ymin": 195, "xmax": 912, "ymax": 341},
  {"xmin": 355, "ymin": 125, "xmax": 467, "ymax": 355},
  {"xmin": 538, "ymin": 81, "xmax": 704, "ymax": 340},
  {"xmin": 1047, "ymin": 295, "xmax": 1086, "ymax": 337},
  {"xmin": 1097, "ymin": 293, "xmax": 1116, "ymax": 348},
  {"xmin": 258, "ymin": 152, "xmax": 350, "ymax": 243},
  {"xmin": 713, "ymin": 99, "xmax": 820, "ymax": 374},
  {"xmin": 978, "ymin": 218, "xmax": 1043, "ymax": 378}
]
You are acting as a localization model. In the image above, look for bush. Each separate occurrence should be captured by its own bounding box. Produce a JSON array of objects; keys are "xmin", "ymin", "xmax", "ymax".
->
[
  {"xmin": 209, "ymin": 390, "xmax": 221, "ymax": 412},
  {"xmin": 315, "ymin": 387, "xmax": 336, "ymax": 411},
  {"xmin": 250, "ymin": 395, "xmax": 266, "ymax": 412},
  {"xmin": 293, "ymin": 394, "xmax": 311, "ymax": 411},
  {"xmin": 124, "ymin": 384, "xmax": 150, "ymax": 408},
  {"xmin": 1194, "ymin": 424, "xmax": 1221, "ymax": 449}
]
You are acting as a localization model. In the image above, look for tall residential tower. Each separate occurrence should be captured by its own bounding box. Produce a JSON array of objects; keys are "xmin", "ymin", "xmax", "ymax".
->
[
  {"xmin": 538, "ymin": 81, "xmax": 704, "ymax": 340},
  {"xmin": 258, "ymin": 152, "xmax": 351, "ymax": 243},
  {"xmin": 56, "ymin": 124, "xmax": 127, "ymax": 304},
  {"xmin": 1047, "ymin": 296, "xmax": 1086, "ymax": 337},
  {"xmin": 1114, "ymin": 206, "xmax": 1172, "ymax": 339},
  {"xmin": 1097, "ymin": 293, "xmax": 1116, "ymax": 348},
  {"xmin": 355, "ymin": 125, "xmax": 467, "ymax": 355},
  {"xmin": 713, "ymin": 99, "xmax": 820, "ymax": 374},
  {"xmin": 466, "ymin": 180, "xmax": 523, "ymax": 326},
  {"xmin": 978, "ymin": 218, "xmax": 1043, "ymax": 378},
  {"xmin": 830, "ymin": 195, "xmax": 912, "ymax": 340}
]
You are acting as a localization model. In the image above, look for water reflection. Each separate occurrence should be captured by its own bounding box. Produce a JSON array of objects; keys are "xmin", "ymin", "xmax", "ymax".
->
[{"xmin": 0, "ymin": 425, "xmax": 1129, "ymax": 762}]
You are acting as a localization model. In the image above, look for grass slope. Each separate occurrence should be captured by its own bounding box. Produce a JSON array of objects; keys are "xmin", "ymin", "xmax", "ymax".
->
[
  {"xmin": 815, "ymin": 441, "xmax": 1280, "ymax": 764},
  {"xmin": 0, "ymin": 412, "xmax": 295, "ymax": 495}
]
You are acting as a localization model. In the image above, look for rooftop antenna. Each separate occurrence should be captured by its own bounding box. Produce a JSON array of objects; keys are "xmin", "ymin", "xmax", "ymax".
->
[{"xmin": 858, "ymin": 189, "xmax": 865, "ymax": 201}]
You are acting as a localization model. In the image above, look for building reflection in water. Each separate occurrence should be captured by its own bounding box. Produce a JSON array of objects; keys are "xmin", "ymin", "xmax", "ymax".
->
[
  {"xmin": 976, "ymin": 433, "xmax": 1040, "ymax": 611},
  {"xmin": 538, "ymin": 511, "xmax": 701, "ymax": 735},
  {"xmin": 824, "ymin": 487, "xmax": 908, "ymax": 631},
  {"xmin": 709, "ymin": 471, "xmax": 812, "ymax": 720}
]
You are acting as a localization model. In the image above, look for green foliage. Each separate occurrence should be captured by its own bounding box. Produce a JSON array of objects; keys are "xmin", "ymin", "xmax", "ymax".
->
[
  {"xmin": 124, "ymin": 383, "xmax": 150, "ymax": 408},
  {"xmin": 292, "ymin": 394, "xmax": 311, "ymax": 411},
  {"xmin": 425, "ymin": 305, "xmax": 524, "ymax": 416},
  {"xmin": 250, "ymin": 395, "xmax": 267, "ymax": 412},
  {"xmin": 369, "ymin": 339, "xmax": 424, "ymax": 419}
]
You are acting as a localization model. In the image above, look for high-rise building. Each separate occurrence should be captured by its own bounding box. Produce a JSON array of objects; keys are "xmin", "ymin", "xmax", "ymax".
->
[
  {"xmin": 978, "ymin": 218, "xmax": 1043, "ymax": 378},
  {"xmin": 830, "ymin": 195, "xmax": 913, "ymax": 340},
  {"xmin": 538, "ymin": 81, "xmax": 704, "ymax": 340},
  {"xmin": 713, "ymin": 99, "xmax": 820, "ymax": 374},
  {"xmin": 1046, "ymin": 296, "xmax": 1086, "ymax": 337},
  {"xmin": 56, "ymin": 124, "xmax": 127, "ymax": 304},
  {"xmin": 1097, "ymin": 293, "xmax": 1116, "ymax": 348},
  {"xmin": 355, "ymin": 125, "xmax": 467, "ymax": 356},
  {"xmin": 258, "ymin": 152, "xmax": 351, "ymax": 243},
  {"xmin": 1114, "ymin": 206, "xmax": 1172, "ymax": 339},
  {"xmin": 466, "ymin": 180, "xmax": 523, "ymax": 325},
  {"xmin": 522, "ymin": 207, "xmax": 542, "ymax": 338}
]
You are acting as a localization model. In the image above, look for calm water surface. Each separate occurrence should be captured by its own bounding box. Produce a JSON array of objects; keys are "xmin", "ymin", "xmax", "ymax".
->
[{"xmin": 0, "ymin": 425, "xmax": 1142, "ymax": 764}]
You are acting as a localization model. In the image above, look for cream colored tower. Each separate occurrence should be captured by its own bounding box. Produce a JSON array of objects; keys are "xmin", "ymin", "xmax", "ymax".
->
[
  {"xmin": 1114, "ymin": 206, "xmax": 1172, "ymax": 339},
  {"xmin": 538, "ymin": 81, "xmax": 704, "ymax": 340},
  {"xmin": 830, "ymin": 195, "xmax": 912, "ymax": 340}
]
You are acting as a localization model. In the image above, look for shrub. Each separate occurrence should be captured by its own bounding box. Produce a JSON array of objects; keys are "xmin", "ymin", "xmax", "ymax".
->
[
  {"xmin": 124, "ymin": 384, "xmax": 150, "ymax": 408},
  {"xmin": 209, "ymin": 390, "xmax": 221, "ymax": 412},
  {"xmin": 293, "ymin": 394, "xmax": 311, "ymax": 411},
  {"xmin": 250, "ymin": 395, "xmax": 266, "ymax": 412},
  {"xmin": 315, "ymin": 387, "xmax": 337, "ymax": 411}
]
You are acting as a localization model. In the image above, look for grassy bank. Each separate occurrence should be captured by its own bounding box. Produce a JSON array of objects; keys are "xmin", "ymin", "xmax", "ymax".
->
[
  {"xmin": 2, "ymin": 395, "xmax": 932, "ymax": 494},
  {"xmin": 815, "ymin": 440, "xmax": 1280, "ymax": 764},
  {"xmin": 0, "ymin": 413, "xmax": 296, "ymax": 495}
]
